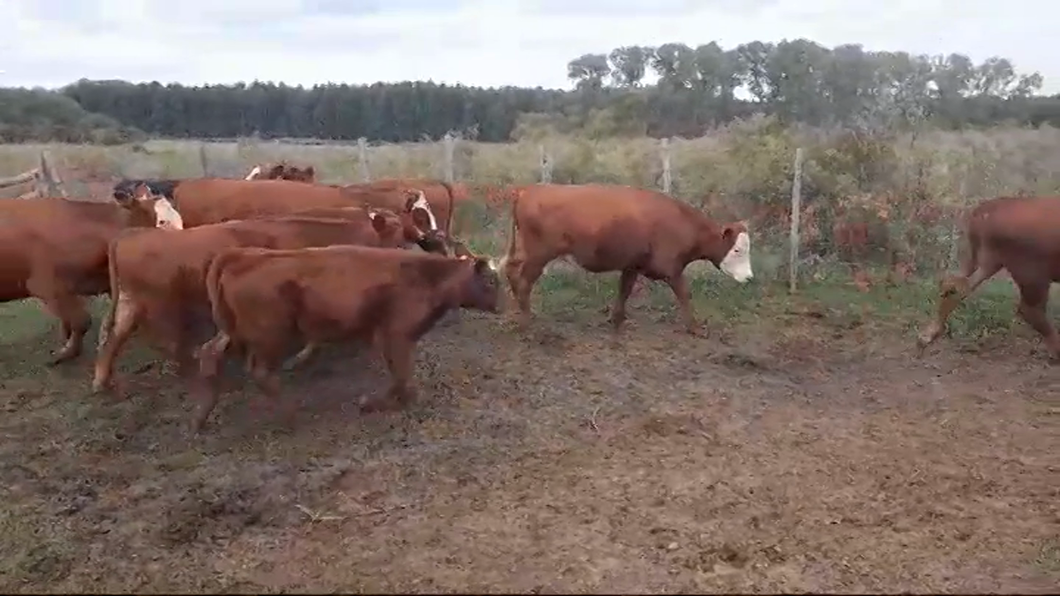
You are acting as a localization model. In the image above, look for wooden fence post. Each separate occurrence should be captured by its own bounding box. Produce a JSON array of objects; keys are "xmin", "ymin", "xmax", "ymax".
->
[
  {"xmin": 660, "ymin": 138, "xmax": 672, "ymax": 194},
  {"xmin": 539, "ymin": 145, "xmax": 552, "ymax": 183},
  {"xmin": 357, "ymin": 137, "xmax": 370, "ymax": 182},
  {"xmin": 788, "ymin": 148, "xmax": 805, "ymax": 293},
  {"xmin": 442, "ymin": 133, "xmax": 456, "ymax": 183},
  {"xmin": 37, "ymin": 151, "xmax": 66, "ymax": 197},
  {"xmin": 199, "ymin": 143, "xmax": 210, "ymax": 176}
]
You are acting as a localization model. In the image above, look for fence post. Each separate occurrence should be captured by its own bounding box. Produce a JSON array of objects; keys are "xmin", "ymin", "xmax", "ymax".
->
[
  {"xmin": 660, "ymin": 138, "xmax": 672, "ymax": 194},
  {"xmin": 37, "ymin": 151, "xmax": 66, "ymax": 197},
  {"xmin": 539, "ymin": 145, "xmax": 552, "ymax": 183},
  {"xmin": 357, "ymin": 137, "xmax": 371, "ymax": 182},
  {"xmin": 788, "ymin": 148, "xmax": 804, "ymax": 293},
  {"xmin": 442, "ymin": 133, "xmax": 456, "ymax": 183},
  {"xmin": 199, "ymin": 143, "xmax": 210, "ymax": 176}
]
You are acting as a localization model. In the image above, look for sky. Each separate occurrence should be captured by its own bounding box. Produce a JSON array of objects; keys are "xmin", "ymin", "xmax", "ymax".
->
[{"xmin": 2, "ymin": 0, "xmax": 1056, "ymax": 94}]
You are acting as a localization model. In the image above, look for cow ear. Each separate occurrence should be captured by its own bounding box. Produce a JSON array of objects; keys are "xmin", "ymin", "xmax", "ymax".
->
[
  {"xmin": 369, "ymin": 211, "xmax": 387, "ymax": 233},
  {"xmin": 403, "ymin": 191, "xmax": 419, "ymax": 213},
  {"xmin": 473, "ymin": 258, "xmax": 492, "ymax": 274},
  {"xmin": 722, "ymin": 225, "xmax": 735, "ymax": 241},
  {"xmin": 133, "ymin": 183, "xmax": 151, "ymax": 202}
]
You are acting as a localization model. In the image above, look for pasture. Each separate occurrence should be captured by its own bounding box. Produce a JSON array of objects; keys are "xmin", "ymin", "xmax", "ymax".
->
[{"xmin": 0, "ymin": 125, "xmax": 1058, "ymax": 592}]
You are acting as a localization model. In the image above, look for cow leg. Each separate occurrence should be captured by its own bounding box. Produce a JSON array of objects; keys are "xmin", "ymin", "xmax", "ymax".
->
[
  {"xmin": 248, "ymin": 358, "xmax": 292, "ymax": 428},
  {"xmin": 91, "ymin": 291, "xmax": 142, "ymax": 394},
  {"xmin": 609, "ymin": 269, "xmax": 639, "ymax": 331},
  {"xmin": 508, "ymin": 258, "xmax": 547, "ymax": 327},
  {"xmin": 27, "ymin": 279, "xmax": 91, "ymax": 365},
  {"xmin": 97, "ymin": 297, "xmax": 114, "ymax": 350},
  {"xmin": 664, "ymin": 274, "xmax": 700, "ymax": 335},
  {"xmin": 361, "ymin": 335, "xmax": 415, "ymax": 413},
  {"xmin": 190, "ymin": 332, "xmax": 232, "ymax": 434},
  {"xmin": 916, "ymin": 260, "xmax": 1002, "ymax": 354},
  {"xmin": 1014, "ymin": 280, "xmax": 1060, "ymax": 360},
  {"xmin": 282, "ymin": 342, "xmax": 319, "ymax": 371}
]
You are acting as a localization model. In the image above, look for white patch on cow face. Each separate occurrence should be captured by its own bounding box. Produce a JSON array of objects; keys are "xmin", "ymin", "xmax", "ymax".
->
[
  {"xmin": 153, "ymin": 198, "xmax": 184, "ymax": 230},
  {"xmin": 719, "ymin": 232, "xmax": 753, "ymax": 283},
  {"xmin": 244, "ymin": 165, "xmax": 262, "ymax": 180},
  {"xmin": 411, "ymin": 191, "xmax": 439, "ymax": 230}
]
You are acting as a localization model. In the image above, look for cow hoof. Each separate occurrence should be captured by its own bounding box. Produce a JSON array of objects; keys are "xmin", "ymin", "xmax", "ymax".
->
[{"xmin": 47, "ymin": 352, "xmax": 77, "ymax": 367}]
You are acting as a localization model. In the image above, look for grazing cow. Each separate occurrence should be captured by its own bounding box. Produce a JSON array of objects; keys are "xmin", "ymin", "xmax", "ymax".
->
[
  {"xmin": 244, "ymin": 163, "xmax": 316, "ymax": 183},
  {"xmin": 91, "ymin": 210, "xmax": 411, "ymax": 394},
  {"xmin": 917, "ymin": 195, "xmax": 1060, "ymax": 359},
  {"xmin": 192, "ymin": 246, "xmax": 501, "ymax": 432},
  {"xmin": 0, "ymin": 188, "xmax": 182, "ymax": 364},
  {"xmin": 495, "ymin": 184, "xmax": 753, "ymax": 334}
]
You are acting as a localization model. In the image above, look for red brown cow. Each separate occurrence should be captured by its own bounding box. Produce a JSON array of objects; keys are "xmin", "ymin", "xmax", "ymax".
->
[
  {"xmin": 345, "ymin": 178, "xmax": 458, "ymax": 235},
  {"xmin": 90, "ymin": 210, "xmax": 409, "ymax": 394},
  {"xmin": 111, "ymin": 178, "xmax": 447, "ymax": 247},
  {"xmin": 192, "ymin": 246, "xmax": 501, "ymax": 432},
  {"xmin": 244, "ymin": 162, "xmax": 316, "ymax": 183},
  {"xmin": 917, "ymin": 195, "xmax": 1060, "ymax": 359},
  {"xmin": 0, "ymin": 188, "xmax": 181, "ymax": 364},
  {"xmin": 495, "ymin": 184, "xmax": 753, "ymax": 334}
]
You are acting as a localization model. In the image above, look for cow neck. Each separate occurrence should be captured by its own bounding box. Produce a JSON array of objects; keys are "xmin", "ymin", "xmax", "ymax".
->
[{"xmin": 692, "ymin": 216, "xmax": 729, "ymax": 265}]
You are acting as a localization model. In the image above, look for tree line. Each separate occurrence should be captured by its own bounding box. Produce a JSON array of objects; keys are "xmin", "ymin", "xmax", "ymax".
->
[{"xmin": 2, "ymin": 38, "xmax": 1060, "ymax": 145}]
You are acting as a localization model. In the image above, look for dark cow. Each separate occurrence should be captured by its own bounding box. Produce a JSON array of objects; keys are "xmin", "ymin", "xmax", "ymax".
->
[
  {"xmin": 90, "ymin": 210, "xmax": 411, "ymax": 394},
  {"xmin": 244, "ymin": 162, "xmax": 316, "ymax": 183},
  {"xmin": 0, "ymin": 189, "xmax": 181, "ymax": 364},
  {"xmin": 494, "ymin": 184, "xmax": 753, "ymax": 334},
  {"xmin": 917, "ymin": 195, "xmax": 1060, "ymax": 359},
  {"xmin": 192, "ymin": 246, "xmax": 501, "ymax": 432}
]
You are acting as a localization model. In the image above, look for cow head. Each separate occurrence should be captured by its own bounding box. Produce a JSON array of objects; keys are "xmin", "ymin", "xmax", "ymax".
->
[
  {"xmin": 455, "ymin": 256, "xmax": 501, "ymax": 313},
  {"xmin": 402, "ymin": 189, "xmax": 440, "ymax": 234},
  {"xmin": 713, "ymin": 221, "xmax": 753, "ymax": 283},
  {"xmin": 126, "ymin": 182, "xmax": 184, "ymax": 230},
  {"xmin": 366, "ymin": 209, "xmax": 407, "ymax": 248}
]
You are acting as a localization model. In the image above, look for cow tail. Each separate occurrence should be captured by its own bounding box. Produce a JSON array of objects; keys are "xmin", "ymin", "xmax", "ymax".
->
[
  {"xmin": 101, "ymin": 238, "xmax": 122, "ymax": 344},
  {"xmin": 438, "ymin": 180, "xmax": 457, "ymax": 234},
  {"xmin": 957, "ymin": 209, "xmax": 981, "ymax": 278},
  {"xmin": 205, "ymin": 249, "xmax": 237, "ymax": 336},
  {"xmin": 497, "ymin": 190, "xmax": 521, "ymax": 271}
]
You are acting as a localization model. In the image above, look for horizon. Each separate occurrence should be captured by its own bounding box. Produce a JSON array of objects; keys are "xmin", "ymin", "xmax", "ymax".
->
[{"xmin": 3, "ymin": 0, "xmax": 1057, "ymax": 95}]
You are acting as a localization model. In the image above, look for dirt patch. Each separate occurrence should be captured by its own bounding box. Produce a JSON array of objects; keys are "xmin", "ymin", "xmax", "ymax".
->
[{"xmin": 0, "ymin": 304, "xmax": 1057, "ymax": 593}]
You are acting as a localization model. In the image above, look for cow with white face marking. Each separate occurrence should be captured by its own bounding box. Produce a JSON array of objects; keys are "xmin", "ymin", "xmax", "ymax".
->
[{"xmin": 494, "ymin": 183, "xmax": 753, "ymax": 334}]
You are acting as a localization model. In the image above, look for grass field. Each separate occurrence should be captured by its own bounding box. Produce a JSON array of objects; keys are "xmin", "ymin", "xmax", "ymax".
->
[{"xmin": 0, "ymin": 123, "xmax": 1059, "ymax": 592}]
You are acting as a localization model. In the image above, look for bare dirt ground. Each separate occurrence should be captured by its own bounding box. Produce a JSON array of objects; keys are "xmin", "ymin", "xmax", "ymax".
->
[{"xmin": 0, "ymin": 292, "xmax": 1057, "ymax": 593}]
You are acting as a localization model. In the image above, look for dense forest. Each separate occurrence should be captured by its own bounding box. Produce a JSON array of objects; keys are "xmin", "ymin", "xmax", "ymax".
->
[{"xmin": 2, "ymin": 38, "xmax": 1060, "ymax": 145}]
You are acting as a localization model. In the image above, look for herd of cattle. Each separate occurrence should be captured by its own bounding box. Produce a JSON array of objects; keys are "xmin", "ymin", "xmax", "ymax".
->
[{"xmin": 0, "ymin": 159, "xmax": 1056, "ymax": 433}]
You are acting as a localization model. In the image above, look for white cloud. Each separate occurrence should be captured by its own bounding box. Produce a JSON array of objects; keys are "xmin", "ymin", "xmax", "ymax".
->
[{"xmin": 1, "ymin": 0, "xmax": 1056, "ymax": 94}]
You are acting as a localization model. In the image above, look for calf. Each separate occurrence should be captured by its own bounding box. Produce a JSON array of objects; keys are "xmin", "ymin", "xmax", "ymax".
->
[
  {"xmin": 193, "ymin": 246, "xmax": 500, "ymax": 432},
  {"xmin": 917, "ymin": 195, "xmax": 1060, "ymax": 359},
  {"xmin": 91, "ymin": 210, "xmax": 407, "ymax": 393},
  {"xmin": 0, "ymin": 189, "xmax": 180, "ymax": 364},
  {"xmin": 495, "ymin": 184, "xmax": 753, "ymax": 334}
]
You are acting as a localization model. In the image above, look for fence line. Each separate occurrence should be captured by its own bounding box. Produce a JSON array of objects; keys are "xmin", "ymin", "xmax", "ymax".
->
[
  {"xmin": 184, "ymin": 134, "xmax": 985, "ymax": 283},
  {"xmin": 0, "ymin": 151, "xmax": 66, "ymax": 199}
]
